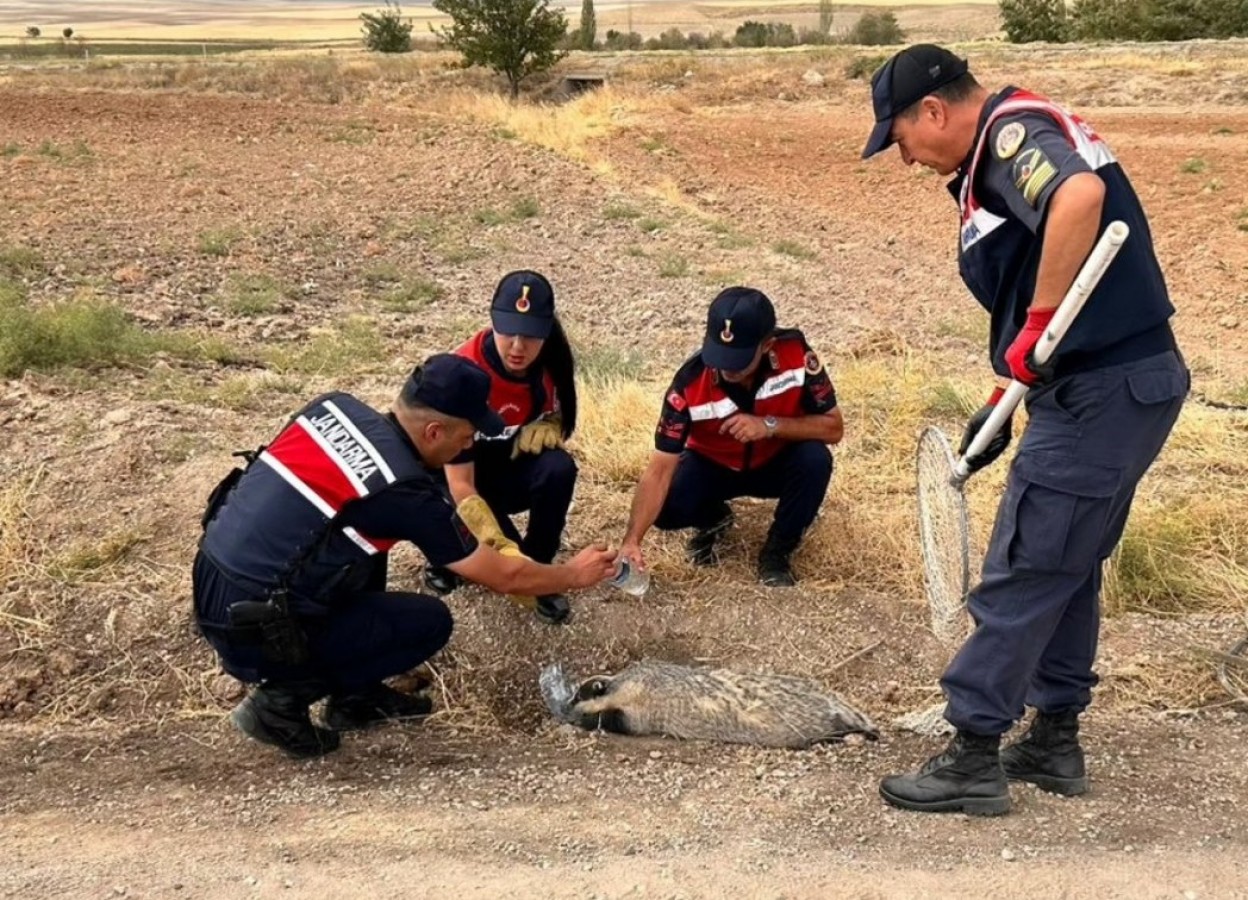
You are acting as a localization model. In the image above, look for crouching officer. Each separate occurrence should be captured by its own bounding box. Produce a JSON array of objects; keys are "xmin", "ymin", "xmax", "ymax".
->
[
  {"xmin": 861, "ymin": 45, "xmax": 1187, "ymax": 814},
  {"xmin": 425, "ymin": 271, "xmax": 581, "ymax": 626},
  {"xmin": 618, "ymin": 287, "xmax": 844, "ymax": 586},
  {"xmin": 194, "ymin": 354, "xmax": 616, "ymax": 759}
]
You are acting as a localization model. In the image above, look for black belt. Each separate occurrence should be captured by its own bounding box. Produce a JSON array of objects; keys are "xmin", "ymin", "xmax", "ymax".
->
[{"xmin": 1054, "ymin": 323, "xmax": 1177, "ymax": 378}]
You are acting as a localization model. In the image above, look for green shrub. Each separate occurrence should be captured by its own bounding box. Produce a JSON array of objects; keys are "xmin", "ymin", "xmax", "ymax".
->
[
  {"xmin": 846, "ymin": 11, "xmax": 905, "ymax": 45},
  {"xmin": 845, "ymin": 53, "xmax": 888, "ymax": 80},
  {"xmin": 361, "ymin": 0, "xmax": 414, "ymax": 53},
  {"xmin": 999, "ymin": 0, "xmax": 1070, "ymax": 42}
]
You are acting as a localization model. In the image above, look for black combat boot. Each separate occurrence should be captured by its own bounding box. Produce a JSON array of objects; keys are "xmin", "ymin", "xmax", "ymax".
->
[
  {"xmin": 231, "ymin": 681, "xmax": 340, "ymax": 759},
  {"xmin": 535, "ymin": 594, "xmax": 572, "ymax": 626},
  {"xmin": 423, "ymin": 566, "xmax": 462, "ymax": 596},
  {"xmin": 323, "ymin": 682, "xmax": 433, "ymax": 731},
  {"xmin": 879, "ymin": 731, "xmax": 1011, "ymax": 816},
  {"xmin": 757, "ymin": 531, "xmax": 799, "ymax": 587},
  {"xmin": 1001, "ymin": 710, "xmax": 1088, "ymax": 796},
  {"xmin": 686, "ymin": 503, "xmax": 734, "ymax": 566}
]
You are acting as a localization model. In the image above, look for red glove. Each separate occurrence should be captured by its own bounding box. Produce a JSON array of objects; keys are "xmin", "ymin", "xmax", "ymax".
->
[{"xmin": 1004, "ymin": 307, "xmax": 1056, "ymax": 386}]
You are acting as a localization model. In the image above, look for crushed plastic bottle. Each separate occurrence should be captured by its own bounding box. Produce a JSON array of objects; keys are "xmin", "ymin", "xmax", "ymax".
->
[{"xmin": 609, "ymin": 557, "xmax": 650, "ymax": 597}]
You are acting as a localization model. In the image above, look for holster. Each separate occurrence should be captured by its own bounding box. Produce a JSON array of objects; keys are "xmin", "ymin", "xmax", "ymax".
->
[{"xmin": 226, "ymin": 590, "xmax": 310, "ymax": 666}]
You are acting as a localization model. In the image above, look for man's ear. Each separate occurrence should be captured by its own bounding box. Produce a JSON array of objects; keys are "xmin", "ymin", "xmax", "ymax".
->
[{"xmin": 922, "ymin": 95, "xmax": 947, "ymax": 127}]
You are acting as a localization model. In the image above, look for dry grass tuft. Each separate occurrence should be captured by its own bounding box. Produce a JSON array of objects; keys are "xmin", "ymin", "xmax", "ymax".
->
[{"xmin": 0, "ymin": 468, "xmax": 48, "ymax": 635}]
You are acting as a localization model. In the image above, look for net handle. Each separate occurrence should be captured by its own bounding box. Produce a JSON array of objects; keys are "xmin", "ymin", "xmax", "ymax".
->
[{"xmin": 953, "ymin": 220, "xmax": 1130, "ymax": 485}]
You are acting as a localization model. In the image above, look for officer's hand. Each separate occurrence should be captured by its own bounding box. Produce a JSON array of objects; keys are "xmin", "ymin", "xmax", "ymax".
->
[
  {"xmin": 720, "ymin": 414, "xmax": 768, "ymax": 443},
  {"xmin": 566, "ymin": 542, "xmax": 617, "ymax": 589},
  {"xmin": 1005, "ymin": 307, "xmax": 1057, "ymax": 386},
  {"xmin": 959, "ymin": 387, "xmax": 1012, "ymax": 474},
  {"xmin": 618, "ymin": 540, "xmax": 647, "ymax": 573}
]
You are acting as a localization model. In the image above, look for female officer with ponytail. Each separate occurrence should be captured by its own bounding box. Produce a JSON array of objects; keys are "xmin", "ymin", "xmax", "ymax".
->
[{"xmin": 425, "ymin": 270, "xmax": 581, "ymax": 626}]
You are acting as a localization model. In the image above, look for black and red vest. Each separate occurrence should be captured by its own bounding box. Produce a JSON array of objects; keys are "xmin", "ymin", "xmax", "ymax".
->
[
  {"xmin": 200, "ymin": 393, "xmax": 424, "ymax": 610},
  {"xmin": 682, "ymin": 332, "xmax": 811, "ymax": 472},
  {"xmin": 455, "ymin": 329, "xmax": 558, "ymax": 445}
]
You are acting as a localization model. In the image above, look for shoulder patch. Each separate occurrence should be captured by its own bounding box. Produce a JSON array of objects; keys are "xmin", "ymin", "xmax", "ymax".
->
[
  {"xmin": 666, "ymin": 390, "xmax": 687, "ymax": 412},
  {"xmin": 1011, "ymin": 145, "xmax": 1058, "ymax": 208},
  {"xmin": 994, "ymin": 121, "xmax": 1026, "ymax": 160},
  {"xmin": 804, "ymin": 350, "xmax": 824, "ymax": 375}
]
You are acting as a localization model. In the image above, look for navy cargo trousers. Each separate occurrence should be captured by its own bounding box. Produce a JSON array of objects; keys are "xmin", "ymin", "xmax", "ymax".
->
[
  {"xmin": 942, "ymin": 351, "xmax": 1188, "ymax": 735},
  {"xmin": 654, "ymin": 440, "xmax": 834, "ymax": 544}
]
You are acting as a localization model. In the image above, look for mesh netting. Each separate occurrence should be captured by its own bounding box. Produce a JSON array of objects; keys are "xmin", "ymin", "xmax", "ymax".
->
[{"xmin": 916, "ymin": 426, "xmax": 971, "ymax": 647}]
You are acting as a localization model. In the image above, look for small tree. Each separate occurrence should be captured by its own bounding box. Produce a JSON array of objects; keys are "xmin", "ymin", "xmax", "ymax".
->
[
  {"xmin": 603, "ymin": 28, "xmax": 642, "ymax": 50},
  {"xmin": 62, "ymin": 26, "xmax": 73, "ymax": 39},
  {"xmin": 361, "ymin": 1, "xmax": 414, "ymax": 52},
  {"xmin": 1070, "ymin": 0, "xmax": 1142, "ymax": 40},
  {"xmin": 25, "ymin": 26, "xmax": 40, "ymax": 38},
  {"xmin": 818, "ymin": 0, "xmax": 835, "ymax": 36},
  {"xmin": 733, "ymin": 20, "xmax": 771, "ymax": 47},
  {"xmin": 999, "ymin": 0, "xmax": 1068, "ymax": 42},
  {"xmin": 847, "ymin": 10, "xmax": 904, "ymax": 45},
  {"xmin": 578, "ymin": 0, "xmax": 596, "ymax": 50},
  {"xmin": 433, "ymin": 0, "xmax": 568, "ymax": 100}
]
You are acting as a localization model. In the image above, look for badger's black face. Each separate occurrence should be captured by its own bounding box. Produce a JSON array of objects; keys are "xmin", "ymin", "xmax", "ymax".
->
[{"xmin": 573, "ymin": 676, "xmax": 613, "ymax": 702}]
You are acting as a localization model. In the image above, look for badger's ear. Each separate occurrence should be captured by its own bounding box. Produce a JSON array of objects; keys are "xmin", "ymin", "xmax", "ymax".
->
[{"xmin": 574, "ymin": 676, "xmax": 611, "ymax": 702}]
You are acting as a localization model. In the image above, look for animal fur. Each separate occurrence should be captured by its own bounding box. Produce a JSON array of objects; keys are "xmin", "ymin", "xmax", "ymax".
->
[{"xmin": 540, "ymin": 661, "xmax": 878, "ymax": 749}]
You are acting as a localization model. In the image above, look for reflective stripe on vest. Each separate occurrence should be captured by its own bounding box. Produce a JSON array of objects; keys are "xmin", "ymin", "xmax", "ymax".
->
[
  {"xmin": 262, "ymin": 399, "xmax": 400, "ymax": 555},
  {"xmin": 960, "ymin": 91, "xmax": 1117, "ymax": 253}
]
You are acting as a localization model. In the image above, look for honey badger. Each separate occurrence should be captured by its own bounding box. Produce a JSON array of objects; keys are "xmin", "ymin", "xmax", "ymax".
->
[{"xmin": 540, "ymin": 661, "xmax": 878, "ymax": 749}]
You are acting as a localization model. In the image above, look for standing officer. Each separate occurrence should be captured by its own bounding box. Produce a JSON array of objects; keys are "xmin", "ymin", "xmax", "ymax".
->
[
  {"xmin": 194, "ymin": 354, "xmax": 615, "ymax": 759},
  {"xmin": 862, "ymin": 45, "xmax": 1188, "ymax": 814},
  {"xmin": 423, "ymin": 271, "xmax": 580, "ymax": 626},
  {"xmin": 618, "ymin": 287, "xmax": 843, "ymax": 586}
]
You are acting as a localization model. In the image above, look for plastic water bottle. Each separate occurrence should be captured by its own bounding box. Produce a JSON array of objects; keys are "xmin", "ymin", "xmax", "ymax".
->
[{"xmin": 609, "ymin": 557, "xmax": 650, "ymax": 598}]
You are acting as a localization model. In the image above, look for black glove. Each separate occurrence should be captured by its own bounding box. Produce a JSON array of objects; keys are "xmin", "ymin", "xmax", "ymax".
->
[{"xmin": 959, "ymin": 388, "xmax": 1012, "ymax": 474}]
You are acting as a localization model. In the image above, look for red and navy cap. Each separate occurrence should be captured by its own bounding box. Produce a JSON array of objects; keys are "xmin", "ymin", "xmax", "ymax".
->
[
  {"xmin": 702, "ymin": 287, "xmax": 776, "ymax": 372},
  {"xmin": 862, "ymin": 44, "xmax": 970, "ymax": 159},
  {"xmin": 490, "ymin": 270, "xmax": 556, "ymax": 340},
  {"xmin": 406, "ymin": 354, "xmax": 505, "ymax": 436}
]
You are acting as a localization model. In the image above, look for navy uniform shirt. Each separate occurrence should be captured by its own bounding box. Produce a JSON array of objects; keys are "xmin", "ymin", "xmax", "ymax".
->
[
  {"xmin": 201, "ymin": 396, "xmax": 478, "ymax": 613},
  {"xmin": 951, "ymin": 87, "xmax": 1175, "ymax": 378}
]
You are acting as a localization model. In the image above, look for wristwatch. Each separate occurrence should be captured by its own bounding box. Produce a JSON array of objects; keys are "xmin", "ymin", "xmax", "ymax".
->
[{"xmin": 763, "ymin": 415, "xmax": 778, "ymax": 437}]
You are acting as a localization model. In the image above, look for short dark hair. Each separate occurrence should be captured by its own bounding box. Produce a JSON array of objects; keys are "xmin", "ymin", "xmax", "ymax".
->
[{"xmin": 898, "ymin": 71, "xmax": 981, "ymax": 120}]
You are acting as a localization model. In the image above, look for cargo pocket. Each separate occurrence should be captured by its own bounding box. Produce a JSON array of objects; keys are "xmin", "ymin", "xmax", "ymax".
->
[
  {"xmin": 1005, "ymin": 451, "xmax": 1122, "ymax": 575},
  {"xmin": 1127, "ymin": 366, "xmax": 1189, "ymax": 408}
]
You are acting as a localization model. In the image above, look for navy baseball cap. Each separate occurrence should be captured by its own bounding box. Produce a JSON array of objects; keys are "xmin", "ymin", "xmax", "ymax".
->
[
  {"xmin": 406, "ymin": 354, "xmax": 505, "ymax": 436},
  {"xmin": 702, "ymin": 287, "xmax": 777, "ymax": 372},
  {"xmin": 862, "ymin": 44, "xmax": 969, "ymax": 159},
  {"xmin": 491, "ymin": 270, "xmax": 556, "ymax": 340}
]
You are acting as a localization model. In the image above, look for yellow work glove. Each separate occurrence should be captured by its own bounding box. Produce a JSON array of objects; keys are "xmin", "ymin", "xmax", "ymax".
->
[
  {"xmin": 511, "ymin": 415, "xmax": 564, "ymax": 460},
  {"xmin": 455, "ymin": 495, "xmax": 537, "ymax": 611}
]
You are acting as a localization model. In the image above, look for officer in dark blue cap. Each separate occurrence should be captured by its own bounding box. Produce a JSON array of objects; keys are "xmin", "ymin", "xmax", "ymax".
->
[
  {"xmin": 424, "ymin": 270, "xmax": 581, "ymax": 626},
  {"xmin": 193, "ymin": 353, "xmax": 615, "ymax": 758},
  {"xmin": 618, "ymin": 287, "xmax": 844, "ymax": 585},
  {"xmin": 862, "ymin": 45, "xmax": 1188, "ymax": 815}
]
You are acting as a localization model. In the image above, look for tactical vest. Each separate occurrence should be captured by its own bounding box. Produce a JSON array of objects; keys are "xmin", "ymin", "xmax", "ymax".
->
[
  {"xmin": 685, "ymin": 334, "xmax": 812, "ymax": 472},
  {"xmin": 455, "ymin": 329, "xmax": 558, "ymax": 444},
  {"xmin": 957, "ymin": 89, "xmax": 1173, "ymax": 375},
  {"xmin": 200, "ymin": 392, "xmax": 425, "ymax": 609}
]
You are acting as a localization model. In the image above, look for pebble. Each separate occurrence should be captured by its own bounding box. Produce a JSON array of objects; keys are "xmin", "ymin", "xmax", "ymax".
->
[{"xmin": 1001, "ymin": 848, "xmax": 1016, "ymax": 861}]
